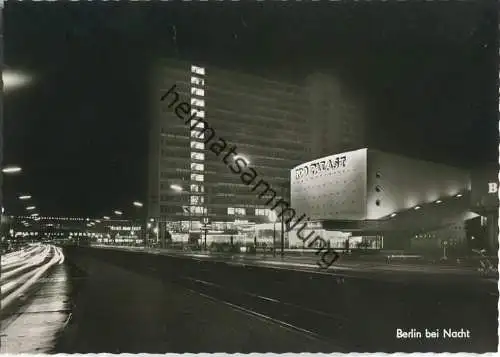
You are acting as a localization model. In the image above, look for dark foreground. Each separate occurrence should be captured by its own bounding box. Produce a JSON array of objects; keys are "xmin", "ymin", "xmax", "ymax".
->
[{"xmin": 51, "ymin": 246, "xmax": 498, "ymax": 353}]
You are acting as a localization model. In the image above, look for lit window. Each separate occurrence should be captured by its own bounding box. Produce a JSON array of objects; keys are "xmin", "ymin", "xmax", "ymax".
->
[
  {"xmin": 191, "ymin": 76, "xmax": 205, "ymax": 87},
  {"xmin": 255, "ymin": 208, "xmax": 271, "ymax": 216},
  {"xmin": 191, "ymin": 109, "xmax": 205, "ymax": 118},
  {"xmin": 228, "ymin": 207, "xmax": 235, "ymax": 215},
  {"xmin": 191, "ymin": 87, "xmax": 205, "ymax": 97},
  {"xmin": 191, "ymin": 130, "xmax": 204, "ymax": 139},
  {"xmin": 190, "ymin": 174, "xmax": 204, "ymax": 182},
  {"xmin": 190, "ymin": 184, "xmax": 204, "ymax": 193},
  {"xmin": 191, "ymin": 163, "xmax": 204, "ymax": 172},
  {"xmin": 191, "ymin": 65, "xmax": 205, "ymax": 76},
  {"xmin": 191, "ymin": 206, "xmax": 206, "ymax": 215},
  {"xmin": 235, "ymin": 208, "xmax": 246, "ymax": 216},
  {"xmin": 191, "ymin": 152, "xmax": 204, "ymax": 161},
  {"xmin": 191, "ymin": 98, "xmax": 205, "ymax": 108},
  {"xmin": 190, "ymin": 196, "xmax": 204, "ymax": 205},
  {"xmin": 191, "ymin": 142, "xmax": 204, "ymax": 150}
]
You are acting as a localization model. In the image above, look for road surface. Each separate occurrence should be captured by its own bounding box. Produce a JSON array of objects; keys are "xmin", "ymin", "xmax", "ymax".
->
[{"xmin": 53, "ymin": 246, "xmax": 498, "ymax": 353}]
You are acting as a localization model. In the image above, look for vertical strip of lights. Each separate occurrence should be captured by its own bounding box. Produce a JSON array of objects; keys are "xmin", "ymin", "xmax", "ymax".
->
[{"xmin": 190, "ymin": 65, "xmax": 206, "ymax": 231}]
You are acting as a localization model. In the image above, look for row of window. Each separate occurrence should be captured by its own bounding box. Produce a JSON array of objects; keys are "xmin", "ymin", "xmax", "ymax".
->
[
  {"xmin": 158, "ymin": 205, "xmax": 289, "ymax": 217},
  {"xmin": 191, "ymin": 87, "xmax": 205, "ymax": 97},
  {"xmin": 191, "ymin": 98, "xmax": 205, "ymax": 108},
  {"xmin": 227, "ymin": 207, "xmax": 246, "ymax": 215},
  {"xmin": 191, "ymin": 65, "xmax": 205, "ymax": 76},
  {"xmin": 255, "ymin": 208, "xmax": 272, "ymax": 216},
  {"xmin": 191, "ymin": 76, "xmax": 205, "ymax": 87},
  {"xmin": 190, "ymin": 196, "xmax": 205, "ymax": 205}
]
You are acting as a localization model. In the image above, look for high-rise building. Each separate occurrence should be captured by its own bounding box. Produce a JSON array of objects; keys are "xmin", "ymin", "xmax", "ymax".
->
[{"xmin": 148, "ymin": 59, "xmax": 366, "ymax": 239}]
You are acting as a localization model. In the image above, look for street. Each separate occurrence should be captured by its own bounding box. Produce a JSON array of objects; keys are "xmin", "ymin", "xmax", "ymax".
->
[{"xmin": 52, "ymin": 246, "xmax": 498, "ymax": 353}]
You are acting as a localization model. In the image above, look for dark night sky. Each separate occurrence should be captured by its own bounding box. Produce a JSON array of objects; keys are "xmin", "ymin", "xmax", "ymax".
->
[{"xmin": 3, "ymin": 1, "xmax": 498, "ymax": 218}]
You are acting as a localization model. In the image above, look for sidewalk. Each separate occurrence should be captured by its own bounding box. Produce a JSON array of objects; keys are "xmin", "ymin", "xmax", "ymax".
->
[{"xmin": 90, "ymin": 244, "xmax": 485, "ymax": 277}]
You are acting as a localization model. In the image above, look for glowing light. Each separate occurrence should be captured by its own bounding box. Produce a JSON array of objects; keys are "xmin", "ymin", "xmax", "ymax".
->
[
  {"xmin": 19, "ymin": 195, "xmax": 31, "ymax": 200},
  {"xmin": 456, "ymin": 194, "xmax": 463, "ymax": 198},
  {"xmin": 435, "ymin": 200, "xmax": 442, "ymax": 204},
  {"xmin": 3, "ymin": 70, "xmax": 32, "ymax": 92},
  {"xmin": 414, "ymin": 206, "xmax": 421, "ymax": 210},
  {"xmin": 26, "ymin": 206, "xmax": 36, "ymax": 210},
  {"xmin": 170, "ymin": 184, "xmax": 183, "ymax": 192},
  {"xmin": 2, "ymin": 165, "xmax": 22, "ymax": 174},
  {"xmin": 133, "ymin": 201, "xmax": 143, "ymax": 207},
  {"xmin": 114, "ymin": 210, "xmax": 123, "ymax": 215},
  {"xmin": 390, "ymin": 213, "xmax": 397, "ymax": 218},
  {"xmin": 103, "ymin": 216, "xmax": 110, "ymax": 220}
]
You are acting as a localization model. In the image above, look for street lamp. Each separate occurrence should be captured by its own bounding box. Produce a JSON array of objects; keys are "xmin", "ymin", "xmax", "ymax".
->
[
  {"xmin": 170, "ymin": 184, "xmax": 182, "ymax": 192},
  {"xmin": 2, "ymin": 165, "xmax": 22, "ymax": 174},
  {"xmin": 114, "ymin": 210, "xmax": 122, "ymax": 216},
  {"xmin": 103, "ymin": 216, "xmax": 110, "ymax": 220},
  {"xmin": 132, "ymin": 201, "xmax": 146, "ymax": 246},
  {"xmin": 19, "ymin": 195, "xmax": 31, "ymax": 200},
  {"xmin": 26, "ymin": 206, "xmax": 36, "ymax": 211},
  {"xmin": 3, "ymin": 70, "xmax": 32, "ymax": 92}
]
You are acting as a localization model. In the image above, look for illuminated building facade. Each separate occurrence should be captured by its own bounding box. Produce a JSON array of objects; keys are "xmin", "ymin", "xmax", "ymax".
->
[
  {"xmin": 6, "ymin": 216, "xmax": 142, "ymax": 245},
  {"xmin": 290, "ymin": 149, "xmax": 498, "ymax": 255},
  {"xmin": 148, "ymin": 59, "xmax": 366, "ymax": 242}
]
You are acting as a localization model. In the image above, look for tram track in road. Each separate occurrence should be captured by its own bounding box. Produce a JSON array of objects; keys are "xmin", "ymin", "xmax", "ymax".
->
[
  {"xmin": 166, "ymin": 258, "xmax": 499, "ymax": 352},
  {"xmin": 174, "ymin": 275, "xmax": 358, "ymax": 352},
  {"xmin": 63, "ymin": 247, "xmax": 499, "ymax": 352}
]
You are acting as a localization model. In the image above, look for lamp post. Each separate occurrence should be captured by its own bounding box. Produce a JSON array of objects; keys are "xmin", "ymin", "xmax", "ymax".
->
[
  {"xmin": 278, "ymin": 182, "xmax": 289, "ymax": 258},
  {"xmin": 132, "ymin": 201, "xmax": 146, "ymax": 246},
  {"xmin": 270, "ymin": 211, "xmax": 277, "ymax": 257}
]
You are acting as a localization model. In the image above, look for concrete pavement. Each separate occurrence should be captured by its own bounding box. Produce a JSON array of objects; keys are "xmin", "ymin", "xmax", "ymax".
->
[{"xmin": 1, "ymin": 264, "xmax": 71, "ymax": 354}]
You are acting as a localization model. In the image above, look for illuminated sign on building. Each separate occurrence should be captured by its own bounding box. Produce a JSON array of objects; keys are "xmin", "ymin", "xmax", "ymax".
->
[
  {"xmin": 109, "ymin": 226, "xmax": 141, "ymax": 231},
  {"xmin": 291, "ymin": 149, "xmax": 367, "ymax": 221},
  {"xmin": 295, "ymin": 155, "xmax": 347, "ymax": 180}
]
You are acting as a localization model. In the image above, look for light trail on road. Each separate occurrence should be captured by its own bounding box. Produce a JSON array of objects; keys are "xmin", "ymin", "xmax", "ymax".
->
[{"xmin": 1, "ymin": 244, "xmax": 65, "ymax": 311}]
